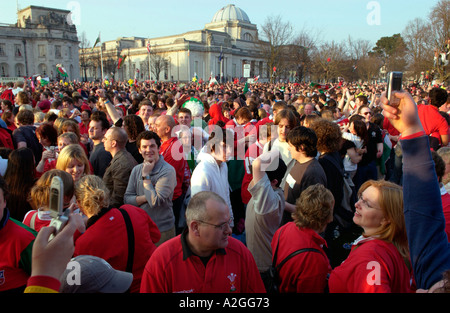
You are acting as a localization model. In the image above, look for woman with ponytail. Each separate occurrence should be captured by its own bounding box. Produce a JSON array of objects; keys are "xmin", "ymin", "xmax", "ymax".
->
[{"xmin": 73, "ymin": 175, "xmax": 161, "ymax": 293}]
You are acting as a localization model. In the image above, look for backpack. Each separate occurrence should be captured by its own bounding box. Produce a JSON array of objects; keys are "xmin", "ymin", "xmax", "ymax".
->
[{"xmin": 266, "ymin": 228, "xmax": 321, "ymax": 293}]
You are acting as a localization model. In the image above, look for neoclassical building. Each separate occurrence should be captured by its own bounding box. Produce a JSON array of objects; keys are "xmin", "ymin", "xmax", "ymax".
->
[
  {"xmin": 81, "ymin": 4, "xmax": 267, "ymax": 82},
  {"xmin": 0, "ymin": 5, "xmax": 80, "ymax": 81}
]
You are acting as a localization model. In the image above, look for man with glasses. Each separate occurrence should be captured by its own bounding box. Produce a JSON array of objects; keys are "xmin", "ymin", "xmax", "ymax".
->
[{"xmin": 140, "ymin": 191, "xmax": 266, "ymax": 293}]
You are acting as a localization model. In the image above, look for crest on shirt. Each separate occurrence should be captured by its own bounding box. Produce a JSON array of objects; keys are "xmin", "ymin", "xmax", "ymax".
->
[
  {"xmin": 0, "ymin": 270, "xmax": 5, "ymax": 285},
  {"xmin": 227, "ymin": 273, "xmax": 236, "ymax": 292}
]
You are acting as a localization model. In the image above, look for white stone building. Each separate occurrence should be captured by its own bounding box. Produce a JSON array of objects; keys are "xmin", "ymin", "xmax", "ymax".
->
[
  {"xmin": 82, "ymin": 4, "xmax": 267, "ymax": 82},
  {"xmin": 0, "ymin": 5, "xmax": 80, "ymax": 81}
]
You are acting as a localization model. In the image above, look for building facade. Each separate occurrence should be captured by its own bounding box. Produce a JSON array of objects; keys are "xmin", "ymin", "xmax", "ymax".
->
[
  {"xmin": 81, "ymin": 4, "xmax": 267, "ymax": 82},
  {"xmin": 0, "ymin": 5, "xmax": 80, "ymax": 82}
]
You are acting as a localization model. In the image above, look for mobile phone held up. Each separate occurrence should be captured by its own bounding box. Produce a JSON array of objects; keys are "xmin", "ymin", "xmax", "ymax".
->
[
  {"xmin": 48, "ymin": 176, "xmax": 69, "ymax": 241},
  {"xmin": 386, "ymin": 71, "xmax": 403, "ymax": 107}
]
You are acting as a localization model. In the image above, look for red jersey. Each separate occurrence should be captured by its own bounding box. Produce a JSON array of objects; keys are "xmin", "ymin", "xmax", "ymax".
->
[
  {"xmin": 159, "ymin": 137, "xmax": 191, "ymax": 200},
  {"xmin": 74, "ymin": 205, "xmax": 160, "ymax": 293},
  {"xmin": 140, "ymin": 233, "xmax": 266, "ymax": 293},
  {"xmin": 271, "ymin": 222, "xmax": 331, "ymax": 293},
  {"xmin": 329, "ymin": 237, "xmax": 414, "ymax": 293},
  {"xmin": 0, "ymin": 217, "xmax": 36, "ymax": 292},
  {"xmin": 418, "ymin": 104, "xmax": 448, "ymax": 145}
]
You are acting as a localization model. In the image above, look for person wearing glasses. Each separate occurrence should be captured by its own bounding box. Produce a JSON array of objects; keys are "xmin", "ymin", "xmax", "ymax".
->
[
  {"xmin": 328, "ymin": 178, "xmax": 413, "ymax": 292},
  {"xmin": 140, "ymin": 191, "xmax": 266, "ymax": 293}
]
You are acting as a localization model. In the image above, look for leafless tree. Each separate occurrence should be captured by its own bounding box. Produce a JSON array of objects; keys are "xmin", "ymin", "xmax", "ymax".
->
[
  {"xmin": 402, "ymin": 18, "xmax": 434, "ymax": 79},
  {"xmin": 78, "ymin": 31, "xmax": 90, "ymax": 82},
  {"xmin": 258, "ymin": 15, "xmax": 294, "ymax": 82},
  {"xmin": 429, "ymin": 0, "xmax": 450, "ymax": 81}
]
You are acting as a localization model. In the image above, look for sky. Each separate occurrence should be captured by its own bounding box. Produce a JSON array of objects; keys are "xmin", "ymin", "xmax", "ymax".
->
[{"xmin": 0, "ymin": 0, "xmax": 442, "ymax": 47}]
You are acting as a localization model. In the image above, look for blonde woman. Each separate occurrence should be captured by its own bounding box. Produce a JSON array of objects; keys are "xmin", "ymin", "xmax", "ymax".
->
[
  {"xmin": 73, "ymin": 175, "xmax": 160, "ymax": 293},
  {"xmin": 56, "ymin": 144, "xmax": 91, "ymax": 183},
  {"xmin": 328, "ymin": 180, "xmax": 413, "ymax": 293}
]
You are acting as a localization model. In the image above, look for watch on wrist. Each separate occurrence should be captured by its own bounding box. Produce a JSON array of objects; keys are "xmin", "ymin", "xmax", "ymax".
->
[{"xmin": 142, "ymin": 174, "xmax": 151, "ymax": 180}]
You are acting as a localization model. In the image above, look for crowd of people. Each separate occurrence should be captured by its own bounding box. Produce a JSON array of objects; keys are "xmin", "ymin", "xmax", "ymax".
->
[{"xmin": 0, "ymin": 75, "xmax": 450, "ymax": 294}]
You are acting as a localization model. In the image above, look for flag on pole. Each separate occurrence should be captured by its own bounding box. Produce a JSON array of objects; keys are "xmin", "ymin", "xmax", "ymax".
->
[
  {"xmin": 218, "ymin": 51, "xmax": 223, "ymax": 62},
  {"xmin": 92, "ymin": 34, "xmax": 100, "ymax": 51},
  {"xmin": 118, "ymin": 55, "xmax": 127, "ymax": 69},
  {"xmin": 146, "ymin": 43, "xmax": 151, "ymax": 54},
  {"xmin": 254, "ymin": 75, "xmax": 260, "ymax": 82},
  {"xmin": 56, "ymin": 64, "xmax": 68, "ymax": 77}
]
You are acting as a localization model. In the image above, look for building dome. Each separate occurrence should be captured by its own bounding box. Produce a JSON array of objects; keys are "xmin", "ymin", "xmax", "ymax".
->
[{"xmin": 211, "ymin": 4, "xmax": 251, "ymax": 23}]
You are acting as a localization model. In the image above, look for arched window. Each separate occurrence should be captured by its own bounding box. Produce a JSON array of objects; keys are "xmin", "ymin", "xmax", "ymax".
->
[
  {"xmin": 15, "ymin": 63, "xmax": 25, "ymax": 77},
  {"xmin": 38, "ymin": 63, "xmax": 47, "ymax": 76},
  {"xmin": 243, "ymin": 33, "xmax": 253, "ymax": 42},
  {"xmin": 0, "ymin": 63, "xmax": 9, "ymax": 77}
]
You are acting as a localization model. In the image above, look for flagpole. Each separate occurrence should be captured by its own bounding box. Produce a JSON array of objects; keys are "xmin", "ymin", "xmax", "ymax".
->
[
  {"xmin": 220, "ymin": 45, "xmax": 223, "ymax": 84},
  {"xmin": 100, "ymin": 32, "xmax": 104, "ymax": 82},
  {"xmin": 147, "ymin": 40, "xmax": 151, "ymax": 81},
  {"xmin": 187, "ymin": 42, "xmax": 190, "ymax": 83}
]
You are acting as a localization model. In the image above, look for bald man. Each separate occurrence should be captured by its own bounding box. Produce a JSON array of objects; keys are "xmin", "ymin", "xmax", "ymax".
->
[
  {"xmin": 155, "ymin": 115, "xmax": 191, "ymax": 234},
  {"xmin": 103, "ymin": 127, "xmax": 138, "ymax": 208}
]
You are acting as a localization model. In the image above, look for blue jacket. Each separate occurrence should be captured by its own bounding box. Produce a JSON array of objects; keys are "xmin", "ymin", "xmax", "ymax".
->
[{"xmin": 402, "ymin": 135, "xmax": 450, "ymax": 289}]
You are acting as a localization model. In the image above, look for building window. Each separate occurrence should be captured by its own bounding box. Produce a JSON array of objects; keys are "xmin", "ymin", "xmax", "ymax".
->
[
  {"xmin": 38, "ymin": 63, "xmax": 47, "ymax": 76},
  {"xmin": 15, "ymin": 44, "xmax": 22, "ymax": 57},
  {"xmin": 0, "ymin": 63, "xmax": 8, "ymax": 77},
  {"xmin": 164, "ymin": 60, "xmax": 168, "ymax": 80},
  {"xmin": 68, "ymin": 47, "xmax": 72, "ymax": 59},
  {"xmin": 0, "ymin": 44, "xmax": 6, "ymax": 56},
  {"xmin": 194, "ymin": 61, "xmax": 199, "ymax": 76},
  {"xmin": 243, "ymin": 33, "xmax": 253, "ymax": 41},
  {"xmin": 15, "ymin": 64, "xmax": 25, "ymax": 77},
  {"xmin": 38, "ymin": 45, "xmax": 46, "ymax": 57},
  {"xmin": 55, "ymin": 45, "xmax": 61, "ymax": 59}
]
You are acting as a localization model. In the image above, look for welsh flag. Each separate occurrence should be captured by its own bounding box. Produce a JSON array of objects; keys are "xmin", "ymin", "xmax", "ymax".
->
[
  {"xmin": 92, "ymin": 34, "xmax": 100, "ymax": 51},
  {"xmin": 37, "ymin": 76, "xmax": 49, "ymax": 86},
  {"xmin": 56, "ymin": 64, "xmax": 68, "ymax": 77},
  {"xmin": 118, "ymin": 55, "xmax": 127, "ymax": 69}
]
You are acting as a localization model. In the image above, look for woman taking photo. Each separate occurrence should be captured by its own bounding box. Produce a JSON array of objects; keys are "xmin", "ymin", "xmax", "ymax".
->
[
  {"xmin": 23, "ymin": 169, "xmax": 74, "ymax": 232},
  {"xmin": 73, "ymin": 175, "xmax": 161, "ymax": 293},
  {"xmin": 328, "ymin": 179, "xmax": 413, "ymax": 293}
]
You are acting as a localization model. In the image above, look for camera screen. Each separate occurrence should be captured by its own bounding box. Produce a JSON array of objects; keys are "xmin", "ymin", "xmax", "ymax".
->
[{"xmin": 49, "ymin": 187, "xmax": 60, "ymax": 213}]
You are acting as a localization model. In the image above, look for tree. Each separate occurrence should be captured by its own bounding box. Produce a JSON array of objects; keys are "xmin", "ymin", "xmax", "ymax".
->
[
  {"xmin": 402, "ymin": 18, "xmax": 434, "ymax": 79},
  {"xmin": 258, "ymin": 15, "xmax": 294, "ymax": 83},
  {"xmin": 78, "ymin": 31, "xmax": 90, "ymax": 82},
  {"xmin": 346, "ymin": 36, "xmax": 375, "ymax": 81},
  {"xmin": 288, "ymin": 27, "xmax": 322, "ymax": 82},
  {"xmin": 310, "ymin": 41, "xmax": 349, "ymax": 82},
  {"xmin": 429, "ymin": 0, "xmax": 450, "ymax": 82},
  {"xmin": 370, "ymin": 34, "xmax": 407, "ymax": 73}
]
